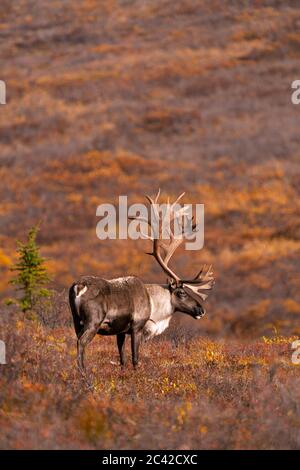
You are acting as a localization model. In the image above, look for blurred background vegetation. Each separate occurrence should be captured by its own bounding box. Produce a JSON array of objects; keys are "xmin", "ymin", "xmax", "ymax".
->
[
  {"xmin": 1, "ymin": 0, "xmax": 300, "ymax": 338},
  {"xmin": 1, "ymin": 0, "xmax": 300, "ymax": 451}
]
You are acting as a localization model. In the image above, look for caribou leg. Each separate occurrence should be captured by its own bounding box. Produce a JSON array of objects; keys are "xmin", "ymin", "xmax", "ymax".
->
[
  {"xmin": 77, "ymin": 324, "xmax": 99, "ymax": 374},
  {"xmin": 117, "ymin": 333, "xmax": 126, "ymax": 366},
  {"xmin": 131, "ymin": 329, "xmax": 142, "ymax": 369}
]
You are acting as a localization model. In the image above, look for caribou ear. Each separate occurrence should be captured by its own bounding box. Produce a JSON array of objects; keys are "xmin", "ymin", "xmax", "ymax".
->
[{"xmin": 168, "ymin": 278, "xmax": 179, "ymax": 291}]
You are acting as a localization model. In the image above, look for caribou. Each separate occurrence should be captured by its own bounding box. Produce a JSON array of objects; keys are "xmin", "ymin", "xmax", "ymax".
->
[{"xmin": 69, "ymin": 191, "xmax": 215, "ymax": 373}]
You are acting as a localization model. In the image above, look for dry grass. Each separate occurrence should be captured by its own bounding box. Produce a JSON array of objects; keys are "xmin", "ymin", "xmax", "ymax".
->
[
  {"xmin": 1, "ymin": 1, "xmax": 300, "ymax": 338},
  {"xmin": 0, "ymin": 315, "xmax": 299, "ymax": 450}
]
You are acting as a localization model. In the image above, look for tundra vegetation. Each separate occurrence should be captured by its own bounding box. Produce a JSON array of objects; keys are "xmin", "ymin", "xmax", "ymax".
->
[{"xmin": 0, "ymin": 0, "xmax": 300, "ymax": 450}]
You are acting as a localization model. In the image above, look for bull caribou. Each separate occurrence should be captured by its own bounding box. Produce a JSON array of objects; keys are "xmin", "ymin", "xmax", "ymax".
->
[{"xmin": 69, "ymin": 191, "xmax": 214, "ymax": 373}]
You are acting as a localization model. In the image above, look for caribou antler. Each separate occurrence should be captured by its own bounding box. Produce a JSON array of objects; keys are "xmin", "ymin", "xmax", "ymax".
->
[
  {"xmin": 182, "ymin": 265, "xmax": 215, "ymax": 300},
  {"xmin": 129, "ymin": 190, "xmax": 214, "ymax": 297},
  {"xmin": 129, "ymin": 189, "xmax": 186, "ymax": 282},
  {"xmin": 150, "ymin": 190, "xmax": 199, "ymax": 282}
]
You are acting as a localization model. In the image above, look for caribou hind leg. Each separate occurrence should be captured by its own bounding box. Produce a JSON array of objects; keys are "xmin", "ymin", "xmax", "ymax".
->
[
  {"xmin": 131, "ymin": 329, "xmax": 142, "ymax": 369},
  {"xmin": 117, "ymin": 333, "xmax": 126, "ymax": 366},
  {"xmin": 77, "ymin": 324, "xmax": 99, "ymax": 374}
]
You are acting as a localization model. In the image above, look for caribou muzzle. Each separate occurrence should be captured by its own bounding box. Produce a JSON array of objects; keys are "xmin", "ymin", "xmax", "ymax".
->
[{"xmin": 193, "ymin": 305, "xmax": 206, "ymax": 319}]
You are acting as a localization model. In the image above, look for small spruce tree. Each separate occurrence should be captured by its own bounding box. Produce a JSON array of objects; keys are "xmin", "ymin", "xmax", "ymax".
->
[{"xmin": 9, "ymin": 225, "xmax": 51, "ymax": 313}]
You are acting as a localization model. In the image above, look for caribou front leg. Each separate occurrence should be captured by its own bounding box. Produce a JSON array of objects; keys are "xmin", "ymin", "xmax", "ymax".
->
[
  {"xmin": 131, "ymin": 329, "xmax": 142, "ymax": 369},
  {"xmin": 117, "ymin": 333, "xmax": 126, "ymax": 367}
]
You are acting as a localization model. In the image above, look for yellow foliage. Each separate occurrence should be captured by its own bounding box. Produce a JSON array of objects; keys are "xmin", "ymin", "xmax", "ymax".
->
[
  {"xmin": 16, "ymin": 320, "xmax": 24, "ymax": 332},
  {"xmin": 77, "ymin": 406, "xmax": 108, "ymax": 444},
  {"xmin": 174, "ymin": 401, "xmax": 192, "ymax": 430},
  {"xmin": 0, "ymin": 249, "xmax": 11, "ymax": 266},
  {"xmin": 262, "ymin": 332, "xmax": 297, "ymax": 345},
  {"xmin": 283, "ymin": 299, "xmax": 300, "ymax": 315},
  {"xmin": 66, "ymin": 193, "xmax": 83, "ymax": 204},
  {"xmin": 21, "ymin": 379, "xmax": 45, "ymax": 393},
  {"xmin": 238, "ymin": 357, "xmax": 266, "ymax": 367},
  {"xmin": 203, "ymin": 343, "xmax": 226, "ymax": 366},
  {"xmin": 199, "ymin": 425, "xmax": 208, "ymax": 435},
  {"xmin": 161, "ymin": 377, "xmax": 178, "ymax": 394}
]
